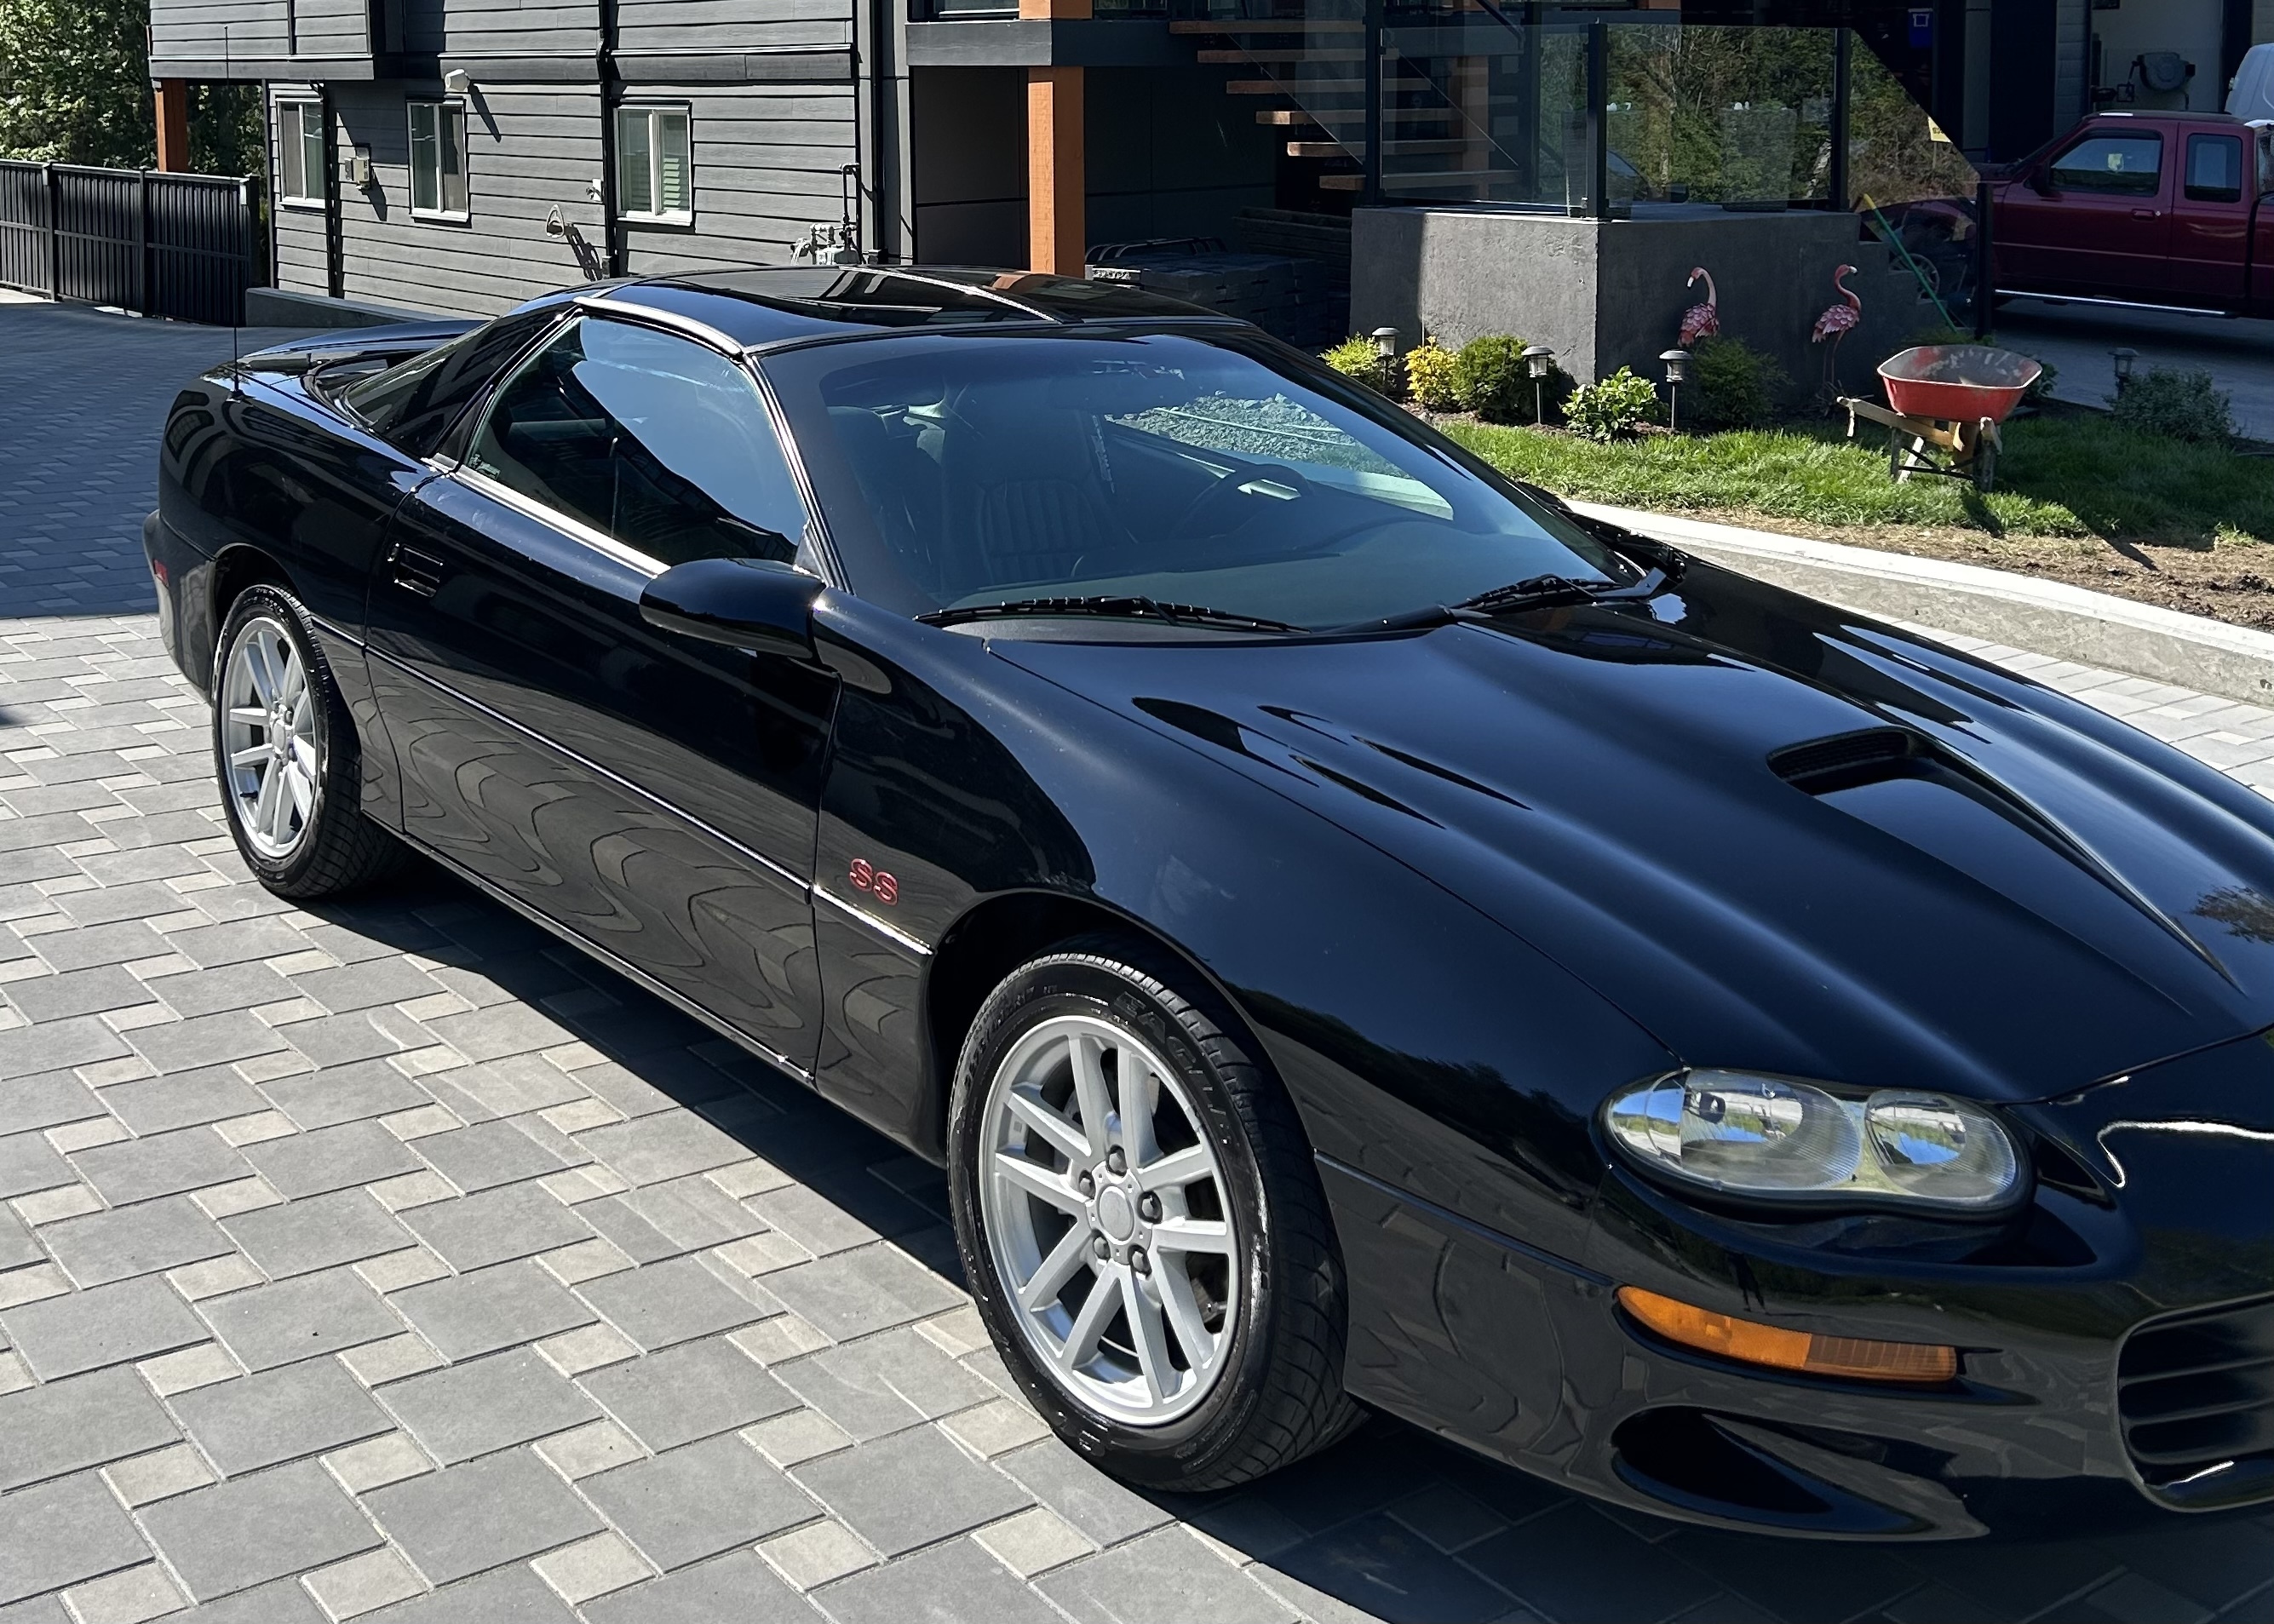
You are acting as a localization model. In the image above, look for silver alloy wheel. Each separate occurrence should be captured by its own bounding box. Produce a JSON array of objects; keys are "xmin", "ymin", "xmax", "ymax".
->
[
  {"xmin": 219, "ymin": 615, "xmax": 318, "ymax": 860},
  {"xmin": 979, "ymin": 1013, "xmax": 1240, "ymax": 1426}
]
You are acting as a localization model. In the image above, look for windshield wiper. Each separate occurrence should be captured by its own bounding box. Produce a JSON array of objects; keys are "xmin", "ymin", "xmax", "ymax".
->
[
  {"xmin": 1353, "ymin": 567, "xmax": 1675, "ymax": 634},
  {"xmin": 918, "ymin": 594, "xmax": 1305, "ymax": 635}
]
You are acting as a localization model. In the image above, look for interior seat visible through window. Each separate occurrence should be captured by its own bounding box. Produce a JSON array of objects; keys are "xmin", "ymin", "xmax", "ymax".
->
[
  {"xmin": 828, "ymin": 405, "xmax": 945, "ymax": 594},
  {"xmin": 938, "ymin": 387, "xmax": 1135, "ymax": 594}
]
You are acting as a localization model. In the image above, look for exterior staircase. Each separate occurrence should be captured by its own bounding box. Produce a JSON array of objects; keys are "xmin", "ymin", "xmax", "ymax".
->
[{"xmin": 1172, "ymin": 9, "xmax": 1552, "ymax": 205}]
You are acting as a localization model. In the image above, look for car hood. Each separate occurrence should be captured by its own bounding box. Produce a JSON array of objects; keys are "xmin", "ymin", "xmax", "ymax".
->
[{"xmin": 992, "ymin": 561, "xmax": 2274, "ymax": 1103}]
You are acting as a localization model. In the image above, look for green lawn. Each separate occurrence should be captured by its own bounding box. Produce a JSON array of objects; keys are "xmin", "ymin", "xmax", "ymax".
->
[{"xmin": 1437, "ymin": 413, "xmax": 2274, "ymax": 548}]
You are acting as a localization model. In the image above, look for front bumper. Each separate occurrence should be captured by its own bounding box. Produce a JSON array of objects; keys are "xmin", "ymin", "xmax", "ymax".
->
[{"xmin": 1324, "ymin": 1028, "xmax": 2274, "ymax": 1539}]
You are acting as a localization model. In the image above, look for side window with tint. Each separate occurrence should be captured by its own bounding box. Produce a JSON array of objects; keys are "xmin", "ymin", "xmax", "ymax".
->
[
  {"xmin": 2185, "ymin": 134, "xmax": 2244, "ymax": 203},
  {"xmin": 2048, "ymin": 134, "xmax": 2163, "ymax": 195},
  {"xmin": 464, "ymin": 317, "xmax": 807, "ymax": 569},
  {"xmin": 342, "ymin": 307, "xmax": 560, "ymax": 457}
]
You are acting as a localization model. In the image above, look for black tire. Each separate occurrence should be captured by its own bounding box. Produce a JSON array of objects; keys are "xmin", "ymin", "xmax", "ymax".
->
[
  {"xmin": 211, "ymin": 583, "xmax": 406, "ymax": 899},
  {"xmin": 947, "ymin": 935, "xmax": 1363, "ymax": 1491},
  {"xmin": 1972, "ymin": 442, "xmax": 1999, "ymax": 493}
]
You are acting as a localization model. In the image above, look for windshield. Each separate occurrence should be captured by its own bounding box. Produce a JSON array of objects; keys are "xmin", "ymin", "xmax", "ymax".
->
[{"xmin": 765, "ymin": 329, "xmax": 1631, "ymax": 629}]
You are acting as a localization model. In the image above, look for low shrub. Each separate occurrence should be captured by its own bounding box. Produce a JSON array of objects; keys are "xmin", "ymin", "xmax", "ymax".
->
[
  {"xmin": 1564, "ymin": 367, "xmax": 1660, "ymax": 442},
  {"xmin": 1404, "ymin": 336, "xmax": 1460, "ymax": 411},
  {"xmin": 1322, "ymin": 335, "xmax": 1393, "ymax": 396},
  {"xmin": 1450, "ymin": 335, "xmax": 1534, "ymax": 422},
  {"xmin": 1689, "ymin": 335, "xmax": 1788, "ymax": 430},
  {"xmin": 2112, "ymin": 367, "xmax": 2234, "ymax": 445}
]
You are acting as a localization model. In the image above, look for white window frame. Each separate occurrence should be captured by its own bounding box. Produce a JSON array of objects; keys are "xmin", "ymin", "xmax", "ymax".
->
[
  {"xmin": 276, "ymin": 99, "xmax": 326, "ymax": 209},
  {"xmin": 617, "ymin": 104, "xmax": 695, "ymax": 226},
  {"xmin": 407, "ymin": 98, "xmax": 471, "ymax": 222}
]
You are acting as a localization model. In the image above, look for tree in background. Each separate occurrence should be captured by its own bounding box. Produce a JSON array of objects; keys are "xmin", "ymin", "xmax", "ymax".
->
[
  {"xmin": 190, "ymin": 83, "xmax": 263, "ymax": 178},
  {"xmin": 0, "ymin": 0, "xmax": 256, "ymax": 175},
  {"xmin": 1846, "ymin": 43, "xmax": 1979, "ymax": 207},
  {"xmin": 0, "ymin": 0, "xmax": 153, "ymax": 167},
  {"xmin": 1599, "ymin": 25, "xmax": 1978, "ymax": 210}
]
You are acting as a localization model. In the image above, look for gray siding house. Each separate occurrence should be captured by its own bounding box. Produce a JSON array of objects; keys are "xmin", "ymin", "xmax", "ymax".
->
[
  {"xmin": 146, "ymin": 0, "xmax": 1288, "ymax": 318},
  {"xmin": 146, "ymin": 1, "xmax": 2215, "ymax": 336},
  {"xmin": 152, "ymin": 0, "xmax": 885, "ymax": 316}
]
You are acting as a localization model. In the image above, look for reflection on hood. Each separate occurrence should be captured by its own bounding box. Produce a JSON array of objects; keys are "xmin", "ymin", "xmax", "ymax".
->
[{"xmin": 998, "ymin": 562, "xmax": 2274, "ymax": 1103}]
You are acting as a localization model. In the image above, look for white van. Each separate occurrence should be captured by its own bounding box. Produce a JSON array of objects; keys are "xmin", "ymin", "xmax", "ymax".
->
[{"xmin": 2231, "ymin": 41, "xmax": 2274, "ymax": 124}]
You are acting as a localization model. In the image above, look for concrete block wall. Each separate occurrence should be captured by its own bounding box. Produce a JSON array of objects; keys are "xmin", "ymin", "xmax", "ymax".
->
[{"xmin": 1351, "ymin": 205, "xmax": 1938, "ymax": 405}]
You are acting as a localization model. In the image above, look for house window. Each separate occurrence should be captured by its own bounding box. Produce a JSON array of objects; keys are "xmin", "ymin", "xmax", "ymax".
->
[
  {"xmin": 409, "ymin": 100, "xmax": 469, "ymax": 219},
  {"xmin": 277, "ymin": 100, "xmax": 325, "ymax": 207},
  {"xmin": 617, "ymin": 106, "xmax": 693, "ymax": 223}
]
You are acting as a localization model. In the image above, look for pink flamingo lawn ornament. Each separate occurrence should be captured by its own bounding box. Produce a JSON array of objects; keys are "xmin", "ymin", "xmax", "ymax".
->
[
  {"xmin": 1812, "ymin": 263, "xmax": 1862, "ymax": 400},
  {"xmin": 1678, "ymin": 267, "xmax": 1720, "ymax": 347}
]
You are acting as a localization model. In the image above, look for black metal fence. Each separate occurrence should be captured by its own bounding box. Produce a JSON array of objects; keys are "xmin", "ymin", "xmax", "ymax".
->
[{"xmin": 0, "ymin": 162, "xmax": 259, "ymax": 327}]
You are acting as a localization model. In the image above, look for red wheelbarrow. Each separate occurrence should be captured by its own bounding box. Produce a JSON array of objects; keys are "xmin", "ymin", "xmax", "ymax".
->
[{"xmin": 1836, "ymin": 344, "xmax": 2043, "ymax": 492}]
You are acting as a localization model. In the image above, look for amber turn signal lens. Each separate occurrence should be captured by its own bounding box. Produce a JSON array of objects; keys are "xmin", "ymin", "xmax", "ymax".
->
[{"xmin": 1616, "ymin": 1286, "xmax": 1958, "ymax": 1385}]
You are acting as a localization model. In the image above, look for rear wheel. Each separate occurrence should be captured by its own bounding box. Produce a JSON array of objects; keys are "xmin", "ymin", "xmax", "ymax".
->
[
  {"xmin": 948, "ymin": 938, "xmax": 1361, "ymax": 1490},
  {"xmin": 212, "ymin": 584, "xmax": 405, "ymax": 898}
]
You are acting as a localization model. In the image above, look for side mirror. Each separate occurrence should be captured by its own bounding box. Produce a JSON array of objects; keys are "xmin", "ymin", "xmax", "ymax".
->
[{"xmin": 640, "ymin": 556, "xmax": 823, "ymax": 661}]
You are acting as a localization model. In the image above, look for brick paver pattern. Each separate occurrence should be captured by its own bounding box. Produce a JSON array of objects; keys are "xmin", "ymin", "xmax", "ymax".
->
[{"xmin": 3, "ymin": 297, "xmax": 2274, "ymax": 1624}]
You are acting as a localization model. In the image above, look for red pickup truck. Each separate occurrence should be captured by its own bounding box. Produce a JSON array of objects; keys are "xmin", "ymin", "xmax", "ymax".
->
[{"xmin": 1988, "ymin": 112, "xmax": 2274, "ymax": 316}]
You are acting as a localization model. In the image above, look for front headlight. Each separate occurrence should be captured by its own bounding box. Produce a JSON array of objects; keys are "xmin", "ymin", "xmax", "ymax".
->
[{"xmin": 1603, "ymin": 1070, "xmax": 2023, "ymax": 1213}]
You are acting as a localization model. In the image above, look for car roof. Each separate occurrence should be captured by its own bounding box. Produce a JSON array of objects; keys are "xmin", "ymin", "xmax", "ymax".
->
[{"xmin": 586, "ymin": 266, "xmax": 1233, "ymax": 350}]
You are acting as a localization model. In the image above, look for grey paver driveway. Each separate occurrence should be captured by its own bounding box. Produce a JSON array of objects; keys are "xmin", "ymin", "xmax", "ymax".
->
[{"xmin": 6, "ymin": 296, "xmax": 2274, "ymax": 1624}]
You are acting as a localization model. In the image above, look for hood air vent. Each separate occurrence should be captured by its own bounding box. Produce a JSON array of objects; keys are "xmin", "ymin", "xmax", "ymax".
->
[
  {"xmin": 1768, "ymin": 728, "xmax": 1927, "ymax": 794},
  {"xmin": 1772, "ymin": 725, "xmax": 2232, "ymax": 984}
]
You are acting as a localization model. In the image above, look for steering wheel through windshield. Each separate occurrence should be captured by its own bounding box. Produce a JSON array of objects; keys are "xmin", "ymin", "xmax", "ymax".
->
[{"xmin": 1173, "ymin": 462, "xmax": 1314, "ymax": 539}]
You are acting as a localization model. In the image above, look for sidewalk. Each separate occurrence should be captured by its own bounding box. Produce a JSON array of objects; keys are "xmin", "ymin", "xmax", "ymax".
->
[{"xmin": 1579, "ymin": 498, "xmax": 2274, "ymax": 709}]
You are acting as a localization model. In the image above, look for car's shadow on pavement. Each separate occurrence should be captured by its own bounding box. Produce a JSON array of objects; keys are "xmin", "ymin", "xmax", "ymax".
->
[{"xmin": 307, "ymin": 860, "xmax": 2274, "ymax": 1624}]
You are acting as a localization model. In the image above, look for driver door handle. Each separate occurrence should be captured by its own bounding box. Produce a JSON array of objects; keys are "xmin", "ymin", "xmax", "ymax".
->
[{"xmin": 2132, "ymin": 208, "xmax": 2162, "ymax": 219}]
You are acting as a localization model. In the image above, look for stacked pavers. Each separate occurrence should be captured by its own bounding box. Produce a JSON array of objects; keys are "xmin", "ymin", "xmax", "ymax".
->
[{"xmin": 0, "ymin": 612, "xmax": 1346, "ymax": 1622}]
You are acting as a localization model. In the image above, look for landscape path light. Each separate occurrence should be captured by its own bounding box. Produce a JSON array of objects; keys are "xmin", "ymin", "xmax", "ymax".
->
[
  {"xmin": 1371, "ymin": 327, "xmax": 1400, "ymax": 393},
  {"xmin": 1660, "ymin": 347, "xmax": 1692, "ymax": 433},
  {"xmin": 1523, "ymin": 343, "xmax": 1557, "ymax": 426},
  {"xmin": 2112, "ymin": 347, "xmax": 2138, "ymax": 396}
]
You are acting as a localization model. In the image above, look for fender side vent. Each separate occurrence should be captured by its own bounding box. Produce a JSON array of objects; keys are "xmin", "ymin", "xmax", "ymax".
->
[
  {"xmin": 387, "ymin": 542, "xmax": 445, "ymax": 598},
  {"xmin": 1768, "ymin": 727, "xmax": 1927, "ymax": 794}
]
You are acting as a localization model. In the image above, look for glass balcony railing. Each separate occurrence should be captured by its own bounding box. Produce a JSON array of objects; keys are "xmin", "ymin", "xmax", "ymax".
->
[{"xmin": 910, "ymin": 1, "xmax": 1979, "ymax": 254}]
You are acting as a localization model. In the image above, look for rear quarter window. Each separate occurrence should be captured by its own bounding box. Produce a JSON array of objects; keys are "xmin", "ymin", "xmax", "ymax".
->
[
  {"xmin": 2185, "ymin": 134, "xmax": 2244, "ymax": 203},
  {"xmin": 341, "ymin": 307, "xmax": 563, "ymax": 458}
]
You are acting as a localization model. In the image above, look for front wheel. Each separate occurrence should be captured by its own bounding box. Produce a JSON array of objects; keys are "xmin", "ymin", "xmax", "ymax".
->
[
  {"xmin": 212, "ymin": 583, "xmax": 405, "ymax": 899},
  {"xmin": 948, "ymin": 938, "xmax": 1361, "ymax": 1491}
]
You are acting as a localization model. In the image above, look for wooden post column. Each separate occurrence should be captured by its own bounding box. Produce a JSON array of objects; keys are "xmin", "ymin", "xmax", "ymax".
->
[
  {"xmin": 1022, "ymin": 0, "xmax": 1088, "ymax": 275},
  {"xmin": 154, "ymin": 78, "xmax": 192, "ymax": 173}
]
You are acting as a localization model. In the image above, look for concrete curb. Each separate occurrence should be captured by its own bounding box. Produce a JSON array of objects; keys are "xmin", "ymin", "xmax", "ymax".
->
[{"xmin": 1576, "ymin": 500, "xmax": 2274, "ymax": 709}]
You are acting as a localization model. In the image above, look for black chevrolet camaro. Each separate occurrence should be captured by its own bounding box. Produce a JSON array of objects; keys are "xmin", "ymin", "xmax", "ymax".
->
[{"xmin": 146, "ymin": 267, "xmax": 2274, "ymax": 1539}]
